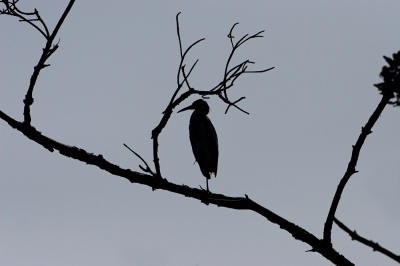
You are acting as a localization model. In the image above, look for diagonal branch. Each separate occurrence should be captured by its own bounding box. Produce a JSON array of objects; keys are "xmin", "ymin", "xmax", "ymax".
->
[
  {"xmin": 0, "ymin": 109, "xmax": 353, "ymax": 266},
  {"xmin": 22, "ymin": 0, "xmax": 75, "ymax": 125},
  {"xmin": 323, "ymin": 94, "xmax": 391, "ymax": 244},
  {"xmin": 334, "ymin": 217, "xmax": 400, "ymax": 263}
]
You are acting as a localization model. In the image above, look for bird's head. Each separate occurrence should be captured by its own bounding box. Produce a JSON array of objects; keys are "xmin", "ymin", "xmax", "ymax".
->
[{"xmin": 178, "ymin": 99, "xmax": 209, "ymax": 115}]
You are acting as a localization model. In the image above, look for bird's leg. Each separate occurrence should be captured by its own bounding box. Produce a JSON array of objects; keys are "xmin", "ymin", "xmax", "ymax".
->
[{"xmin": 199, "ymin": 180, "xmax": 210, "ymax": 205}]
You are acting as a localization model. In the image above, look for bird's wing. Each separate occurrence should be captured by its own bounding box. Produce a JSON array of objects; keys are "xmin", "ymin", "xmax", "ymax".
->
[
  {"xmin": 206, "ymin": 117, "xmax": 218, "ymax": 176},
  {"xmin": 189, "ymin": 116, "xmax": 218, "ymax": 178}
]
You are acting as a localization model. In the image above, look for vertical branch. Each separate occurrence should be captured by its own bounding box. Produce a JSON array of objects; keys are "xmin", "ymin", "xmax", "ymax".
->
[
  {"xmin": 152, "ymin": 130, "xmax": 162, "ymax": 177},
  {"xmin": 323, "ymin": 94, "xmax": 391, "ymax": 244},
  {"xmin": 151, "ymin": 13, "xmax": 203, "ymax": 177}
]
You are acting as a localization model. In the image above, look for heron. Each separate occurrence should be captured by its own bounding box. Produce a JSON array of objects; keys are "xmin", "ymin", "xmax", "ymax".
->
[{"xmin": 178, "ymin": 99, "xmax": 218, "ymax": 192}]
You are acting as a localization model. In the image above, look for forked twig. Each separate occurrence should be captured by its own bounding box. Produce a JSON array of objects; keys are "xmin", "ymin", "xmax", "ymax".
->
[{"xmin": 123, "ymin": 143, "xmax": 154, "ymax": 175}]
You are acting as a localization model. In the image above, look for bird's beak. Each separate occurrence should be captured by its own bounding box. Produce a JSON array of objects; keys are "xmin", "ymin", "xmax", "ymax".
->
[{"xmin": 178, "ymin": 104, "xmax": 193, "ymax": 113}]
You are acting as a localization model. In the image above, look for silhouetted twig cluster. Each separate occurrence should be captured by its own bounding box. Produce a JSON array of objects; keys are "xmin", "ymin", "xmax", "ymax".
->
[
  {"xmin": 1, "ymin": 0, "xmax": 49, "ymax": 38},
  {"xmin": 149, "ymin": 12, "xmax": 273, "ymax": 177},
  {"xmin": 374, "ymin": 51, "xmax": 400, "ymax": 105},
  {"xmin": 1, "ymin": 2, "xmax": 399, "ymax": 265}
]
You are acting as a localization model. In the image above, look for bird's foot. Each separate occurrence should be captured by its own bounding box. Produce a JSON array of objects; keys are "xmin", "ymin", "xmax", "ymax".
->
[
  {"xmin": 199, "ymin": 186, "xmax": 210, "ymax": 205},
  {"xmin": 199, "ymin": 185, "xmax": 211, "ymax": 193}
]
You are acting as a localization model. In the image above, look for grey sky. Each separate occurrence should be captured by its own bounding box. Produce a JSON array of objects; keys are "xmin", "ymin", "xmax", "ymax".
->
[{"xmin": 1, "ymin": 1, "xmax": 400, "ymax": 265}]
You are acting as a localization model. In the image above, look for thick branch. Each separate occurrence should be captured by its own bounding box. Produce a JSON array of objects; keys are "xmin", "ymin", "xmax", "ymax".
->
[
  {"xmin": 334, "ymin": 217, "xmax": 400, "ymax": 263},
  {"xmin": 22, "ymin": 0, "xmax": 75, "ymax": 125},
  {"xmin": 323, "ymin": 94, "xmax": 391, "ymax": 244},
  {"xmin": 0, "ymin": 109, "xmax": 353, "ymax": 266}
]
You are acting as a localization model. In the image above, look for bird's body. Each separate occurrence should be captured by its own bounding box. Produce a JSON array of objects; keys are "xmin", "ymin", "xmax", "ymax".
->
[
  {"xmin": 178, "ymin": 99, "xmax": 218, "ymax": 191},
  {"xmin": 189, "ymin": 110, "xmax": 218, "ymax": 179}
]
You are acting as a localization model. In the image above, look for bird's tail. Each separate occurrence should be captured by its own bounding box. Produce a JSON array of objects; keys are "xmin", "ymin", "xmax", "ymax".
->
[{"xmin": 210, "ymin": 171, "xmax": 217, "ymax": 179}]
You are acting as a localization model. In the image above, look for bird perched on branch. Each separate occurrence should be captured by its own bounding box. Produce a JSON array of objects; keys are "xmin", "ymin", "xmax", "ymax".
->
[{"xmin": 178, "ymin": 99, "xmax": 218, "ymax": 192}]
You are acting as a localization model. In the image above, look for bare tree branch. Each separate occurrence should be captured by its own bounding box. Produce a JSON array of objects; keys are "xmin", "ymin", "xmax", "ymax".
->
[
  {"xmin": 151, "ymin": 89, "xmax": 192, "ymax": 177},
  {"xmin": 219, "ymin": 24, "xmax": 271, "ymax": 114},
  {"xmin": 21, "ymin": 0, "xmax": 75, "ymax": 125},
  {"xmin": 0, "ymin": 109, "xmax": 353, "ymax": 265},
  {"xmin": 181, "ymin": 62, "xmax": 198, "ymax": 90},
  {"xmin": 1, "ymin": 0, "xmax": 75, "ymax": 124},
  {"xmin": 334, "ymin": 217, "xmax": 400, "ymax": 263},
  {"xmin": 123, "ymin": 143, "xmax": 154, "ymax": 175},
  {"xmin": 323, "ymin": 94, "xmax": 391, "ymax": 244},
  {"xmin": 3, "ymin": 4, "xmax": 369, "ymax": 265},
  {"xmin": 150, "ymin": 13, "xmax": 205, "ymax": 177}
]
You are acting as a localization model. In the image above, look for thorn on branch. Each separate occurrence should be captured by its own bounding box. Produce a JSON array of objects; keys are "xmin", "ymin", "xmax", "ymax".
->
[{"xmin": 47, "ymin": 39, "xmax": 60, "ymax": 58}]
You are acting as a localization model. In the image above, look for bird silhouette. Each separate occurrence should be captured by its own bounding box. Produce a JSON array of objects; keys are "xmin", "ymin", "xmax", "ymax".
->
[{"xmin": 178, "ymin": 99, "xmax": 218, "ymax": 191}]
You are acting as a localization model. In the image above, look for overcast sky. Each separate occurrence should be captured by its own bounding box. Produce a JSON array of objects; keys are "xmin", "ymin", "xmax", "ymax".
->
[{"xmin": 1, "ymin": 1, "xmax": 400, "ymax": 265}]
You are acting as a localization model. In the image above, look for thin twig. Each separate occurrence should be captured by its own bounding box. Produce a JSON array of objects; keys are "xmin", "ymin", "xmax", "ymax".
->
[
  {"xmin": 0, "ymin": 1, "xmax": 48, "ymax": 38},
  {"xmin": 181, "ymin": 60, "xmax": 199, "ymax": 90},
  {"xmin": 176, "ymin": 12, "xmax": 183, "ymax": 58},
  {"xmin": 224, "ymin": 96, "xmax": 247, "ymax": 114},
  {"xmin": 214, "ymin": 25, "xmax": 273, "ymax": 114},
  {"xmin": 123, "ymin": 143, "xmax": 154, "ymax": 175},
  {"xmin": 227, "ymin": 22, "xmax": 239, "ymax": 48},
  {"xmin": 334, "ymin": 217, "xmax": 400, "ymax": 263}
]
